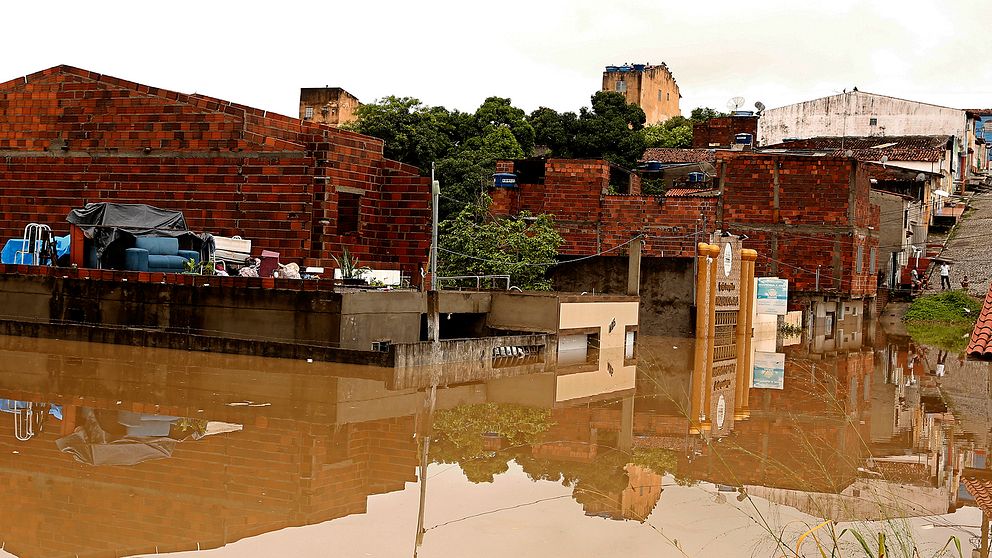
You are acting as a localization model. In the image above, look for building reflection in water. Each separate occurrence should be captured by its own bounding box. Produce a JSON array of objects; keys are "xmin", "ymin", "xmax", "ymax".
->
[{"xmin": 0, "ymin": 305, "xmax": 987, "ymax": 556}]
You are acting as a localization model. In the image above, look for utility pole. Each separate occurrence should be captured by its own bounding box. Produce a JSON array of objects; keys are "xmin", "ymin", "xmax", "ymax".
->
[{"xmin": 430, "ymin": 162, "xmax": 439, "ymax": 292}]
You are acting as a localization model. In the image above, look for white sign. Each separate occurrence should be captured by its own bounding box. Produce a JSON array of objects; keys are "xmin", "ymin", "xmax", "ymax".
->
[
  {"xmin": 716, "ymin": 395, "xmax": 727, "ymax": 428},
  {"xmin": 722, "ymin": 243, "xmax": 733, "ymax": 278},
  {"xmin": 752, "ymin": 351, "xmax": 785, "ymax": 389},
  {"xmin": 756, "ymin": 277, "xmax": 789, "ymax": 315}
]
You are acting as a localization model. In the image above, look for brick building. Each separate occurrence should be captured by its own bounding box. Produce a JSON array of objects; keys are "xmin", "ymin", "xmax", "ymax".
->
[
  {"xmin": 714, "ymin": 152, "xmax": 879, "ymax": 301},
  {"xmin": 692, "ymin": 114, "xmax": 758, "ymax": 148},
  {"xmin": 601, "ymin": 63, "xmax": 680, "ymax": 125},
  {"xmin": 488, "ymin": 153, "xmax": 879, "ymax": 332},
  {"xmin": 0, "ymin": 66, "xmax": 430, "ymax": 278}
]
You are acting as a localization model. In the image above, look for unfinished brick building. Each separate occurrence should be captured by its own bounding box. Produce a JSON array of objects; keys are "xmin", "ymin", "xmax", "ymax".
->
[
  {"xmin": 489, "ymin": 153, "xmax": 879, "ymax": 333},
  {"xmin": 0, "ymin": 66, "xmax": 430, "ymax": 279},
  {"xmin": 714, "ymin": 152, "xmax": 879, "ymax": 301}
]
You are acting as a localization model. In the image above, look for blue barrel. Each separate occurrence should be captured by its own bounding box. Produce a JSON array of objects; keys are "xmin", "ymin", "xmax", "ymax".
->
[
  {"xmin": 632, "ymin": 64, "xmax": 646, "ymax": 72},
  {"xmin": 492, "ymin": 173, "xmax": 518, "ymax": 188},
  {"xmin": 605, "ymin": 65, "xmax": 619, "ymax": 72},
  {"xmin": 644, "ymin": 161, "xmax": 663, "ymax": 171}
]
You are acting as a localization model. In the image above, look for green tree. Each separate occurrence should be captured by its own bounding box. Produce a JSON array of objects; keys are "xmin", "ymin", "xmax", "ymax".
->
[
  {"xmin": 430, "ymin": 403, "xmax": 554, "ymax": 483},
  {"xmin": 690, "ymin": 107, "xmax": 726, "ymax": 123},
  {"xmin": 475, "ymin": 97, "xmax": 535, "ymax": 156},
  {"xmin": 438, "ymin": 204, "xmax": 563, "ymax": 290},
  {"xmin": 435, "ymin": 126, "xmax": 525, "ymax": 220},
  {"xmin": 346, "ymin": 96, "xmax": 453, "ymax": 172},
  {"xmin": 643, "ymin": 116, "xmax": 693, "ymax": 148},
  {"xmin": 571, "ymin": 91, "xmax": 647, "ymax": 168}
]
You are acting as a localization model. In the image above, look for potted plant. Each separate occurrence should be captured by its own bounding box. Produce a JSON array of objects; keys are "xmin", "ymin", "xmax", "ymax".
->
[{"xmin": 332, "ymin": 248, "xmax": 371, "ymax": 286}]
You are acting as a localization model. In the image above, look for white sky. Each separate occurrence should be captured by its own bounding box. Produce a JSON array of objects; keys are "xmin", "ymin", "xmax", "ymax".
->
[{"xmin": 2, "ymin": 0, "xmax": 991, "ymax": 119}]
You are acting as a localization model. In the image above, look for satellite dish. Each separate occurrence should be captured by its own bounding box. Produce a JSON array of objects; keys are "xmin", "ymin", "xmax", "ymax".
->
[
  {"xmin": 880, "ymin": 155, "xmax": 888, "ymax": 164},
  {"xmin": 726, "ymin": 96, "xmax": 745, "ymax": 113},
  {"xmin": 754, "ymin": 101, "xmax": 766, "ymax": 112},
  {"xmin": 915, "ymin": 172, "xmax": 927, "ymax": 182}
]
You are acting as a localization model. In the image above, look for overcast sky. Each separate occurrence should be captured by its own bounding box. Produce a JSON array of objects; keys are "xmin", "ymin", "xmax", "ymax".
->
[{"xmin": 3, "ymin": 0, "xmax": 991, "ymax": 119}]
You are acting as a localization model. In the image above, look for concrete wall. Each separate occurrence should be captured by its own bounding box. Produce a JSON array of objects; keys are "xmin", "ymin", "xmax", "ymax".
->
[
  {"xmin": 759, "ymin": 91, "xmax": 967, "ymax": 147},
  {"xmin": 550, "ymin": 256, "xmax": 694, "ymax": 337},
  {"xmin": 299, "ymin": 87, "xmax": 360, "ymax": 126},
  {"xmin": 871, "ymin": 190, "xmax": 910, "ymax": 286}
]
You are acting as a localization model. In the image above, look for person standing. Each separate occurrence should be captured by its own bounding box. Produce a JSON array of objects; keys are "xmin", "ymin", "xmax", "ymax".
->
[{"xmin": 939, "ymin": 261, "xmax": 951, "ymax": 290}]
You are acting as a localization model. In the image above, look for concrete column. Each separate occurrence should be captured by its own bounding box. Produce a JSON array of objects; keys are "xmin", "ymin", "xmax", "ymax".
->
[
  {"xmin": 736, "ymin": 249, "xmax": 758, "ymax": 420},
  {"xmin": 627, "ymin": 238, "xmax": 642, "ymax": 296},
  {"xmin": 690, "ymin": 242, "xmax": 711, "ymax": 433},
  {"xmin": 619, "ymin": 394, "xmax": 634, "ymax": 453},
  {"xmin": 702, "ymin": 244, "xmax": 719, "ymax": 434},
  {"xmin": 426, "ymin": 291, "xmax": 440, "ymax": 343}
]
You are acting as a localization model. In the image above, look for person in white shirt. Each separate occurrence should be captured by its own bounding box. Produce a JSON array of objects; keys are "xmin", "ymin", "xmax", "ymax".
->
[{"xmin": 939, "ymin": 262, "xmax": 951, "ymax": 290}]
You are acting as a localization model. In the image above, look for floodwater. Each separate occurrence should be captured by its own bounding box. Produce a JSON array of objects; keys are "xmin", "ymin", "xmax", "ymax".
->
[{"xmin": 0, "ymin": 309, "xmax": 988, "ymax": 558}]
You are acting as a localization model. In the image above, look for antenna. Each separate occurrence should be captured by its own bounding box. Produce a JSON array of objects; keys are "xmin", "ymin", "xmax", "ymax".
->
[
  {"xmin": 726, "ymin": 96, "xmax": 745, "ymax": 113},
  {"xmin": 754, "ymin": 101, "xmax": 765, "ymax": 112}
]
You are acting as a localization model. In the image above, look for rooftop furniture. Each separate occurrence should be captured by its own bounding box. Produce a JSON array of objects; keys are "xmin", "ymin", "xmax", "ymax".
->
[{"xmin": 125, "ymin": 237, "xmax": 200, "ymax": 273}]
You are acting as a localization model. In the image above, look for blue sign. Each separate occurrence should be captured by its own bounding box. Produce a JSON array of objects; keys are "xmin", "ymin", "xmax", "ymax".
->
[
  {"xmin": 752, "ymin": 351, "xmax": 785, "ymax": 389},
  {"xmin": 756, "ymin": 277, "xmax": 789, "ymax": 315}
]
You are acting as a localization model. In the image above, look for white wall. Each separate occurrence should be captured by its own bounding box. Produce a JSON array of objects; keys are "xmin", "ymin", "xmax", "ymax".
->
[{"xmin": 760, "ymin": 91, "xmax": 966, "ymax": 150}]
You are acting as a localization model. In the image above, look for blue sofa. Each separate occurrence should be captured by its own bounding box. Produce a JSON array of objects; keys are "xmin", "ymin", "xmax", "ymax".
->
[{"xmin": 125, "ymin": 237, "xmax": 199, "ymax": 273}]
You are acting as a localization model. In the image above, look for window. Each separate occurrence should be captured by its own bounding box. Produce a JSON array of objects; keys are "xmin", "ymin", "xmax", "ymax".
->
[
  {"xmin": 337, "ymin": 191, "xmax": 361, "ymax": 234},
  {"xmin": 667, "ymin": 92, "xmax": 670, "ymax": 101},
  {"xmin": 304, "ymin": 106, "xmax": 314, "ymax": 119},
  {"xmin": 869, "ymin": 247, "xmax": 877, "ymax": 274},
  {"xmin": 658, "ymin": 89, "xmax": 663, "ymax": 101},
  {"xmin": 869, "ymin": 117, "xmax": 878, "ymax": 126},
  {"xmin": 856, "ymin": 245, "xmax": 863, "ymax": 274},
  {"xmin": 616, "ymin": 80, "xmax": 626, "ymax": 93}
]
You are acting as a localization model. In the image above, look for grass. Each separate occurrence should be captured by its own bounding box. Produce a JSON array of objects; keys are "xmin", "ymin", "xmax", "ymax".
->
[
  {"xmin": 905, "ymin": 322, "xmax": 975, "ymax": 352},
  {"xmin": 904, "ymin": 290, "xmax": 981, "ymax": 323},
  {"xmin": 903, "ymin": 291, "xmax": 980, "ymax": 351}
]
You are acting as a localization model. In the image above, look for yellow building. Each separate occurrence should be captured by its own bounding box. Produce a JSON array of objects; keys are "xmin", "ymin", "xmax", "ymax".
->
[{"xmin": 601, "ymin": 63, "xmax": 681, "ymax": 125}]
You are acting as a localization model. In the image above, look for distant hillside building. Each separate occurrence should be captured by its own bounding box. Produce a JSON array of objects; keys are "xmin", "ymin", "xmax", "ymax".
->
[
  {"xmin": 602, "ymin": 63, "xmax": 680, "ymax": 125},
  {"xmin": 299, "ymin": 87, "xmax": 360, "ymax": 126}
]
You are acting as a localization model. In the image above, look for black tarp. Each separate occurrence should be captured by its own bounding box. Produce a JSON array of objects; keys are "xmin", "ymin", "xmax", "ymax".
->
[{"xmin": 66, "ymin": 203, "xmax": 213, "ymax": 268}]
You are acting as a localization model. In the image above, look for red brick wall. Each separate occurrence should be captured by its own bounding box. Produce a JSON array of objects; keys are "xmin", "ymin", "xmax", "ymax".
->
[
  {"xmin": 692, "ymin": 116, "xmax": 758, "ymax": 148},
  {"xmin": 490, "ymin": 159, "xmax": 713, "ymax": 258},
  {"xmin": 0, "ymin": 398, "xmax": 418, "ymax": 558},
  {"xmin": 717, "ymin": 152, "xmax": 879, "ymax": 296},
  {"xmin": 0, "ymin": 66, "xmax": 430, "ymax": 277}
]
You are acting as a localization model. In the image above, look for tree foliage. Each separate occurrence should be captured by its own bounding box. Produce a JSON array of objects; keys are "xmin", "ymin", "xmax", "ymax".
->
[
  {"xmin": 351, "ymin": 92, "xmax": 655, "ymax": 219},
  {"xmin": 438, "ymin": 204, "xmax": 564, "ymax": 291},
  {"xmin": 430, "ymin": 403, "xmax": 554, "ymax": 484},
  {"xmin": 643, "ymin": 107, "xmax": 727, "ymax": 149}
]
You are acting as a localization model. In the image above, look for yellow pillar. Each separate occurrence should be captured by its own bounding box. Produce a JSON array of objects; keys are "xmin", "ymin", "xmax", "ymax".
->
[
  {"xmin": 736, "ymin": 249, "xmax": 758, "ymax": 420},
  {"xmin": 701, "ymin": 244, "xmax": 719, "ymax": 433},
  {"xmin": 690, "ymin": 242, "xmax": 711, "ymax": 434}
]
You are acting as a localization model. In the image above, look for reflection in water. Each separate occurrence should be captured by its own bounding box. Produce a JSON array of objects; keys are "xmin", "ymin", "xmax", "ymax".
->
[{"xmin": 0, "ymin": 309, "xmax": 988, "ymax": 556}]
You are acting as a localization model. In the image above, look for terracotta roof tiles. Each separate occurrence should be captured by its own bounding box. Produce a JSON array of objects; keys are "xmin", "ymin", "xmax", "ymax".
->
[
  {"xmin": 641, "ymin": 148, "xmax": 716, "ymax": 164},
  {"xmin": 966, "ymin": 282, "xmax": 992, "ymax": 358},
  {"xmin": 762, "ymin": 136, "xmax": 952, "ymax": 163},
  {"xmin": 962, "ymin": 469, "xmax": 992, "ymax": 515}
]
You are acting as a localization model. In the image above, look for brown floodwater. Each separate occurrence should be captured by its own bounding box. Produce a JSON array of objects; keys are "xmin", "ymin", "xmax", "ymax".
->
[{"xmin": 0, "ymin": 312, "xmax": 988, "ymax": 558}]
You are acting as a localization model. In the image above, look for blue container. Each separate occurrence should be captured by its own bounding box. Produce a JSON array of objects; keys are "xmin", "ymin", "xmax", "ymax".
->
[
  {"xmin": 644, "ymin": 161, "xmax": 663, "ymax": 171},
  {"xmin": 734, "ymin": 133, "xmax": 753, "ymax": 145},
  {"xmin": 492, "ymin": 173, "xmax": 518, "ymax": 188},
  {"xmin": 632, "ymin": 64, "xmax": 646, "ymax": 72},
  {"xmin": 687, "ymin": 172, "xmax": 707, "ymax": 183},
  {"xmin": 605, "ymin": 65, "xmax": 619, "ymax": 72}
]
